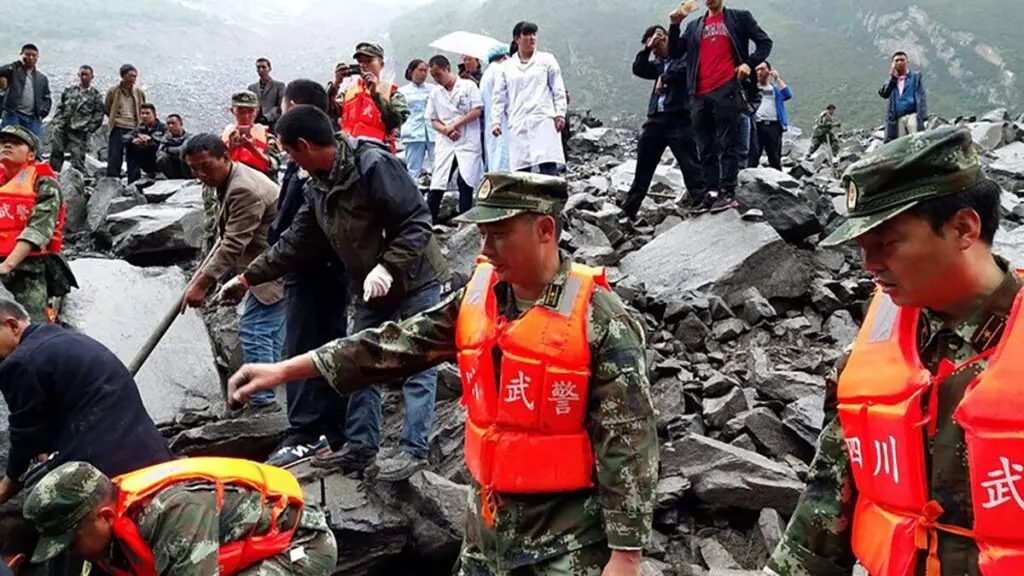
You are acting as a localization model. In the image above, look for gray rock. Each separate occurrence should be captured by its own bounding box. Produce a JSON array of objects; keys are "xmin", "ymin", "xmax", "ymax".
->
[
  {"xmin": 443, "ymin": 224, "xmax": 482, "ymax": 281},
  {"xmin": 107, "ymin": 195, "xmax": 147, "ymax": 216},
  {"xmin": 810, "ymin": 280, "xmax": 842, "ymax": 316},
  {"xmin": 699, "ymin": 537, "xmax": 741, "ymax": 570},
  {"xmin": 824, "ymin": 310, "xmax": 859, "ymax": 347},
  {"xmin": 727, "ymin": 407, "xmax": 812, "ymax": 461},
  {"xmin": 729, "ymin": 433, "xmax": 758, "ymax": 452},
  {"xmin": 567, "ymin": 218, "xmax": 612, "ymax": 249},
  {"xmin": 619, "ymin": 210, "xmax": 812, "ymax": 306},
  {"xmin": 712, "ymin": 318, "xmax": 748, "ymax": 342},
  {"xmin": 61, "ymin": 259, "xmax": 222, "ymax": 423},
  {"xmin": 569, "ymin": 127, "xmax": 635, "ymax": 155},
  {"xmin": 204, "ymin": 304, "xmax": 243, "ymax": 375},
  {"xmin": 655, "ymin": 475, "xmax": 691, "ymax": 510},
  {"xmin": 138, "ymin": 179, "xmax": 193, "ymax": 203},
  {"xmin": 401, "ymin": 471, "xmax": 469, "ymax": 560},
  {"xmin": 783, "ymin": 395, "xmax": 826, "ymax": 446},
  {"xmin": 575, "ymin": 245, "xmax": 619, "ymax": 266},
  {"xmin": 608, "ymin": 160, "xmax": 685, "ymax": 198},
  {"xmin": 703, "ymin": 372, "xmax": 738, "ymax": 397},
  {"xmin": 968, "ymin": 121, "xmax": 1007, "ymax": 151},
  {"xmin": 736, "ymin": 168, "xmax": 822, "ymax": 242},
  {"xmin": 676, "ymin": 313, "xmax": 710, "ymax": 349},
  {"xmin": 703, "ymin": 387, "xmax": 749, "ymax": 430},
  {"xmin": 87, "ymin": 177, "xmax": 125, "ymax": 232},
  {"xmin": 169, "ymin": 412, "xmax": 288, "ymax": 459},
  {"xmin": 661, "ymin": 434, "xmax": 805, "ymax": 514},
  {"xmin": 435, "ymin": 363, "xmax": 463, "ymax": 401},
  {"xmin": 989, "ymin": 141, "xmax": 1024, "ymax": 180},
  {"xmin": 993, "ymin": 226, "xmax": 1024, "ymax": 264},
  {"xmin": 59, "ymin": 166, "xmax": 89, "ymax": 233},
  {"xmin": 757, "ymin": 371, "xmax": 825, "ymax": 404},
  {"xmin": 641, "ymin": 559, "xmax": 674, "ymax": 576},
  {"xmin": 100, "ymin": 183, "xmax": 205, "ymax": 259},
  {"xmin": 757, "ymin": 508, "xmax": 785, "ymax": 553},
  {"xmin": 739, "ymin": 287, "xmax": 776, "ymax": 325}
]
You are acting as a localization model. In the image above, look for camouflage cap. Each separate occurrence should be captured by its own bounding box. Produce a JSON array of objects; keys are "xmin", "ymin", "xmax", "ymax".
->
[
  {"xmin": 353, "ymin": 42, "xmax": 385, "ymax": 59},
  {"xmin": 231, "ymin": 90, "xmax": 259, "ymax": 108},
  {"xmin": 24, "ymin": 462, "xmax": 112, "ymax": 564},
  {"xmin": 820, "ymin": 126, "xmax": 981, "ymax": 247},
  {"xmin": 0, "ymin": 125, "xmax": 39, "ymax": 152},
  {"xmin": 455, "ymin": 172, "xmax": 569, "ymax": 224}
]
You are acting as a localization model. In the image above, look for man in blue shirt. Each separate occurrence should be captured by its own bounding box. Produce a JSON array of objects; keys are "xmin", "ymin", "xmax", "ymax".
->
[
  {"xmin": 879, "ymin": 51, "xmax": 927, "ymax": 142},
  {"xmin": 621, "ymin": 25, "xmax": 703, "ymax": 220}
]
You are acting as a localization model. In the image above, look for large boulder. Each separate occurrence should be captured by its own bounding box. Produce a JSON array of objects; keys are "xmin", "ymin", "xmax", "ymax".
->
[
  {"xmin": 608, "ymin": 159, "xmax": 686, "ymax": 197},
  {"xmin": 994, "ymin": 226, "xmax": 1024, "ymax": 264},
  {"xmin": 442, "ymin": 225, "xmax": 482, "ymax": 281},
  {"xmin": 736, "ymin": 169, "xmax": 822, "ymax": 242},
  {"xmin": 99, "ymin": 182, "xmax": 205, "ymax": 260},
  {"xmin": 989, "ymin": 142, "xmax": 1024, "ymax": 181},
  {"xmin": 619, "ymin": 210, "xmax": 813, "ymax": 306},
  {"xmin": 137, "ymin": 179, "xmax": 197, "ymax": 203},
  {"xmin": 60, "ymin": 258, "xmax": 222, "ymax": 424},
  {"xmin": 87, "ymin": 177, "xmax": 127, "ymax": 232},
  {"xmin": 569, "ymin": 127, "xmax": 634, "ymax": 155},
  {"xmin": 169, "ymin": 412, "xmax": 289, "ymax": 460},
  {"xmin": 59, "ymin": 166, "xmax": 89, "ymax": 234}
]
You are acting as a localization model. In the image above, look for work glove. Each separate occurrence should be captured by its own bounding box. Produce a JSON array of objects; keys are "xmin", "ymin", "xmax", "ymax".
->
[{"xmin": 363, "ymin": 264, "xmax": 394, "ymax": 301}]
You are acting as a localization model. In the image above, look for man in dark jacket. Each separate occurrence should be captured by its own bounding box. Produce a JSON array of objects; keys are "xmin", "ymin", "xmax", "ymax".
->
[
  {"xmin": 264, "ymin": 80, "xmax": 351, "ymax": 469},
  {"xmin": 669, "ymin": 0, "xmax": 772, "ymax": 212},
  {"xmin": 0, "ymin": 45, "xmax": 51, "ymax": 138},
  {"xmin": 220, "ymin": 105, "xmax": 448, "ymax": 481},
  {"xmin": 879, "ymin": 51, "xmax": 927, "ymax": 142},
  {"xmin": 622, "ymin": 25, "xmax": 703, "ymax": 219},
  {"xmin": 248, "ymin": 58, "xmax": 286, "ymax": 133},
  {"xmin": 155, "ymin": 113, "xmax": 191, "ymax": 179},
  {"xmin": 123, "ymin": 103, "xmax": 166, "ymax": 183}
]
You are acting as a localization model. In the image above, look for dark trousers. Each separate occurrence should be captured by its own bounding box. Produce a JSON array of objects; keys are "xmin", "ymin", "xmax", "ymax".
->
[
  {"xmin": 750, "ymin": 119, "xmax": 783, "ymax": 170},
  {"xmin": 106, "ymin": 127, "xmax": 133, "ymax": 178},
  {"xmin": 126, "ymin": 144, "xmax": 158, "ymax": 182},
  {"xmin": 427, "ymin": 160, "xmax": 474, "ymax": 223},
  {"xmin": 692, "ymin": 81, "xmax": 742, "ymax": 193},
  {"xmin": 283, "ymin": 265, "xmax": 350, "ymax": 449},
  {"xmin": 525, "ymin": 162, "xmax": 561, "ymax": 176},
  {"xmin": 622, "ymin": 115, "xmax": 704, "ymax": 218},
  {"xmin": 156, "ymin": 153, "xmax": 193, "ymax": 179}
]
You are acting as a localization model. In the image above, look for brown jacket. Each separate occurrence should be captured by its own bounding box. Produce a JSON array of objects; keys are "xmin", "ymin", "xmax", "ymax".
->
[
  {"xmin": 201, "ymin": 162, "xmax": 283, "ymax": 304},
  {"xmin": 104, "ymin": 83, "xmax": 146, "ymax": 128}
]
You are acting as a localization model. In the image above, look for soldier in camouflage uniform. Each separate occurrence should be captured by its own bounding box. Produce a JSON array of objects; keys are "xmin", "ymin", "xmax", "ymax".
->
[
  {"xmin": 808, "ymin": 104, "xmax": 840, "ymax": 157},
  {"xmin": 48, "ymin": 66, "xmax": 104, "ymax": 174},
  {"xmin": 22, "ymin": 461, "xmax": 337, "ymax": 575},
  {"xmin": 0, "ymin": 126, "xmax": 75, "ymax": 323},
  {"xmin": 226, "ymin": 172, "xmax": 658, "ymax": 576},
  {"xmin": 766, "ymin": 127, "xmax": 1019, "ymax": 575}
]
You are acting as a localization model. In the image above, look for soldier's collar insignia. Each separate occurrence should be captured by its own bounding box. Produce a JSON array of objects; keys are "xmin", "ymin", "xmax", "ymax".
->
[
  {"xmin": 847, "ymin": 180, "xmax": 858, "ymax": 211},
  {"xmin": 477, "ymin": 179, "xmax": 493, "ymax": 200},
  {"xmin": 541, "ymin": 283, "xmax": 563, "ymax": 309},
  {"xmin": 972, "ymin": 313, "xmax": 1007, "ymax": 352}
]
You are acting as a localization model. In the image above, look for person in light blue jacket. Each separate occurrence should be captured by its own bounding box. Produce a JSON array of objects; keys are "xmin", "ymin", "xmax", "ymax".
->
[
  {"xmin": 480, "ymin": 45, "xmax": 510, "ymax": 172},
  {"xmin": 398, "ymin": 59, "xmax": 436, "ymax": 181}
]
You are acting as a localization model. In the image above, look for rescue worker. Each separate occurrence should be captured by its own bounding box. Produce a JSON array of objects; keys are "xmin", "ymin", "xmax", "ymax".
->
[
  {"xmin": 226, "ymin": 172, "xmax": 659, "ymax": 575},
  {"xmin": 329, "ymin": 42, "xmax": 409, "ymax": 152},
  {"xmin": 765, "ymin": 127, "xmax": 1020, "ymax": 575},
  {"xmin": 0, "ymin": 126, "xmax": 74, "ymax": 323},
  {"xmin": 222, "ymin": 90, "xmax": 281, "ymax": 179},
  {"xmin": 23, "ymin": 459, "xmax": 337, "ymax": 575}
]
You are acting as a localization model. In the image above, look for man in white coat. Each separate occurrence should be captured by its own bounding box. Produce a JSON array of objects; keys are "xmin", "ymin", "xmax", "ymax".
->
[
  {"xmin": 491, "ymin": 21, "xmax": 567, "ymax": 175},
  {"xmin": 480, "ymin": 45, "xmax": 510, "ymax": 172},
  {"xmin": 426, "ymin": 54, "xmax": 485, "ymax": 222}
]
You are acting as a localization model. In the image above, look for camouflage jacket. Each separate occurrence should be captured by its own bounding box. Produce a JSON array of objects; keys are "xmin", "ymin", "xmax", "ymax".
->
[
  {"xmin": 53, "ymin": 85, "xmax": 105, "ymax": 134},
  {"xmin": 767, "ymin": 260, "xmax": 1023, "ymax": 576},
  {"xmin": 2, "ymin": 170, "xmax": 62, "ymax": 275},
  {"xmin": 105, "ymin": 481, "xmax": 329, "ymax": 575},
  {"xmin": 812, "ymin": 111, "xmax": 836, "ymax": 140},
  {"xmin": 310, "ymin": 254, "xmax": 658, "ymax": 569}
]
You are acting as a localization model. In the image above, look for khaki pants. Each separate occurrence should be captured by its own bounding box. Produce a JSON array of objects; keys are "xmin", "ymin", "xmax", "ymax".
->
[{"xmin": 897, "ymin": 114, "xmax": 919, "ymax": 138}]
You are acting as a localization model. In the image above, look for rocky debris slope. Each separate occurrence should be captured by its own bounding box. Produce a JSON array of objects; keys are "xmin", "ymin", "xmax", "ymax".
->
[{"xmin": 6, "ymin": 108, "xmax": 1023, "ymax": 575}]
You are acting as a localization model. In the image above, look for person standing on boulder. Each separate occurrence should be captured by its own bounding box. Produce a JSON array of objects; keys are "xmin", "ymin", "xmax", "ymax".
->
[
  {"xmin": 748, "ymin": 61, "xmax": 791, "ymax": 170},
  {"xmin": 0, "ymin": 126, "xmax": 75, "ymax": 323},
  {"xmin": 879, "ymin": 51, "xmax": 927, "ymax": 142},
  {"xmin": 807, "ymin": 104, "xmax": 840, "ymax": 158},
  {"xmin": 222, "ymin": 91, "xmax": 281, "ymax": 180},
  {"xmin": 765, "ymin": 127, "xmax": 1023, "ymax": 576},
  {"xmin": 0, "ymin": 45, "xmax": 50, "ymax": 138},
  {"xmin": 226, "ymin": 172, "xmax": 658, "ymax": 576},
  {"xmin": 104, "ymin": 64, "xmax": 146, "ymax": 180},
  {"xmin": 181, "ymin": 133, "xmax": 285, "ymax": 412},
  {"xmin": 668, "ymin": 0, "xmax": 773, "ymax": 213},
  {"xmin": 218, "ymin": 105, "xmax": 447, "ymax": 482},
  {"xmin": 248, "ymin": 57, "xmax": 286, "ymax": 133},
  {"xmin": 48, "ymin": 65, "xmax": 104, "ymax": 175},
  {"xmin": 621, "ymin": 24, "xmax": 703, "ymax": 220}
]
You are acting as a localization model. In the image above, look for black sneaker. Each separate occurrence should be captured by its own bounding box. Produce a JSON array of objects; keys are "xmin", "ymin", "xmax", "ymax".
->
[
  {"xmin": 709, "ymin": 192, "xmax": 738, "ymax": 213},
  {"xmin": 266, "ymin": 436, "xmax": 331, "ymax": 469},
  {"xmin": 376, "ymin": 450, "xmax": 428, "ymax": 482},
  {"xmin": 312, "ymin": 444, "xmax": 376, "ymax": 472}
]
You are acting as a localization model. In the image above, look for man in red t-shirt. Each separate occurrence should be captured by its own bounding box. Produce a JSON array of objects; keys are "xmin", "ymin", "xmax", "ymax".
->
[{"xmin": 668, "ymin": 0, "xmax": 773, "ymax": 212}]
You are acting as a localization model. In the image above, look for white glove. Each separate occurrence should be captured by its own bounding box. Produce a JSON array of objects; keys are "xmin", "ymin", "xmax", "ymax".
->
[{"xmin": 363, "ymin": 264, "xmax": 394, "ymax": 301}]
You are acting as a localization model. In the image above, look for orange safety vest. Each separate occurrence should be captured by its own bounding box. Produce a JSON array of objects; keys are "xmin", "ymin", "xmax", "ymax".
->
[
  {"xmin": 98, "ymin": 457, "xmax": 305, "ymax": 576},
  {"xmin": 221, "ymin": 124, "xmax": 271, "ymax": 174},
  {"xmin": 837, "ymin": 289, "xmax": 1024, "ymax": 576},
  {"xmin": 0, "ymin": 162, "xmax": 64, "ymax": 257},
  {"xmin": 340, "ymin": 80, "xmax": 398, "ymax": 152},
  {"xmin": 455, "ymin": 257, "xmax": 607, "ymax": 525}
]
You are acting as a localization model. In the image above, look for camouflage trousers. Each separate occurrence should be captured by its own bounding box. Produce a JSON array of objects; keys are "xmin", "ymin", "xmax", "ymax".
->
[
  {"xmin": 455, "ymin": 540, "xmax": 611, "ymax": 576},
  {"xmin": 235, "ymin": 527, "xmax": 338, "ymax": 575},
  {"xmin": 808, "ymin": 134, "xmax": 839, "ymax": 157},
  {"xmin": 49, "ymin": 128, "xmax": 91, "ymax": 174},
  {"xmin": 2, "ymin": 269, "xmax": 49, "ymax": 323}
]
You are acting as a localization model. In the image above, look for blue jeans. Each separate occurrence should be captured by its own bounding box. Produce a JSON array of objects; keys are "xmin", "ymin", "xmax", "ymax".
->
[
  {"xmin": 404, "ymin": 141, "xmax": 434, "ymax": 181},
  {"xmin": 738, "ymin": 112, "xmax": 752, "ymax": 169},
  {"xmin": 238, "ymin": 294, "xmax": 286, "ymax": 406},
  {"xmin": 1, "ymin": 111, "xmax": 42, "ymax": 137},
  {"xmin": 344, "ymin": 282, "xmax": 441, "ymax": 459}
]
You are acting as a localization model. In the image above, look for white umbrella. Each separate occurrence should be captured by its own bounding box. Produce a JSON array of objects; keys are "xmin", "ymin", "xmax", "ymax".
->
[{"xmin": 429, "ymin": 31, "xmax": 505, "ymax": 61}]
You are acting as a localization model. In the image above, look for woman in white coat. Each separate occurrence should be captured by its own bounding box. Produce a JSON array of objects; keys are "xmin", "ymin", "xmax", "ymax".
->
[
  {"xmin": 491, "ymin": 21, "xmax": 568, "ymax": 175},
  {"xmin": 398, "ymin": 59, "xmax": 436, "ymax": 181}
]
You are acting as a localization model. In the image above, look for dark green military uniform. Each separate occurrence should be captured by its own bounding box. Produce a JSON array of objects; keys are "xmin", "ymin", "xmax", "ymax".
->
[
  {"xmin": 0, "ymin": 126, "xmax": 76, "ymax": 323},
  {"xmin": 809, "ymin": 109, "xmax": 839, "ymax": 157},
  {"xmin": 24, "ymin": 461, "xmax": 338, "ymax": 576},
  {"xmin": 768, "ymin": 127, "xmax": 1012, "ymax": 576},
  {"xmin": 49, "ymin": 83, "xmax": 105, "ymax": 174},
  {"xmin": 306, "ymin": 172, "xmax": 658, "ymax": 575}
]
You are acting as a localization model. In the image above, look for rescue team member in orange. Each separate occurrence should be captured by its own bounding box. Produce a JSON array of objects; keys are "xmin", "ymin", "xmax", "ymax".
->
[
  {"xmin": 766, "ymin": 126, "xmax": 1024, "ymax": 576},
  {"xmin": 227, "ymin": 172, "xmax": 658, "ymax": 575},
  {"xmin": 328, "ymin": 42, "xmax": 410, "ymax": 152},
  {"xmin": 0, "ymin": 126, "xmax": 74, "ymax": 323},
  {"xmin": 222, "ymin": 90, "xmax": 282, "ymax": 179},
  {"xmin": 22, "ymin": 459, "xmax": 337, "ymax": 575}
]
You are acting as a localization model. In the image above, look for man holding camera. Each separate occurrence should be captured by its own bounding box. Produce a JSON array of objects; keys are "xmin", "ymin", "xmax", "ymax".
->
[
  {"xmin": 327, "ymin": 42, "xmax": 409, "ymax": 153},
  {"xmin": 221, "ymin": 90, "xmax": 281, "ymax": 180}
]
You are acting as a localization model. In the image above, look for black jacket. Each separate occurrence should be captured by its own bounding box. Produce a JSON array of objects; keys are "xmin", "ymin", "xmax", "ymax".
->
[
  {"xmin": 669, "ymin": 8, "xmax": 773, "ymax": 100},
  {"xmin": 124, "ymin": 120, "xmax": 167, "ymax": 147},
  {"xmin": 0, "ymin": 324, "xmax": 171, "ymax": 481},
  {"xmin": 158, "ymin": 129, "xmax": 190, "ymax": 158},
  {"xmin": 633, "ymin": 48, "xmax": 690, "ymax": 120},
  {"xmin": 0, "ymin": 61, "xmax": 51, "ymax": 118}
]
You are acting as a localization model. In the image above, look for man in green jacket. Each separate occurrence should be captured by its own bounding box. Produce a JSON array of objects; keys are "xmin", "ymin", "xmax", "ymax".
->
[{"xmin": 49, "ymin": 65, "xmax": 104, "ymax": 174}]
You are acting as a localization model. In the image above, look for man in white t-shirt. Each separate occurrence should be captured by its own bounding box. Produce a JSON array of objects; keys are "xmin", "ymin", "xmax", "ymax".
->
[{"xmin": 425, "ymin": 54, "xmax": 484, "ymax": 223}]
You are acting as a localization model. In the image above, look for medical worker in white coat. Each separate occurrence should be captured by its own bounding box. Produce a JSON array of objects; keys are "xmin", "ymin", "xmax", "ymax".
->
[
  {"xmin": 480, "ymin": 45, "xmax": 510, "ymax": 172},
  {"xmin": 425, "ymin": 54, "xmax": 485, "ymax": 222},
  {"xmin": 491, "ymin": 21, "xmax": 568, "ymax": 175},
  {"xmin": 399, "ymin": 59, "xmax": 436, "ymax": 181}
]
